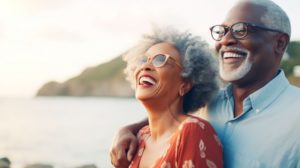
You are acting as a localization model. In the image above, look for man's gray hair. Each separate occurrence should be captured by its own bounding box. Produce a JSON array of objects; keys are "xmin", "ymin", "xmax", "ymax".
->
[
  {"xmin": 123, "ymin": 27, "xmax": 219, "ymax": 113},
  {"xmin": 241, "ymin": 0, "xmax": 291, "ymax": 37}
]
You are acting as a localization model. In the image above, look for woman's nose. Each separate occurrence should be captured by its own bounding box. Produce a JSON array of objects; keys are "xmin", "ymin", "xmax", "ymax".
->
[{"xmin": 139, "ymin": 61, "xmax": 154, "ymax": 71}]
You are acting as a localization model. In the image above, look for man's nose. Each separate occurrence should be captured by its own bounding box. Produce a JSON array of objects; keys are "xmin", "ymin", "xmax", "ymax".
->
[
  {"xmin": 215, "ymin": 31, "xmax": 238, "ymax": 53},
  {"xmin": 218, "ymin": 31, "xmax": 238, "ymax": 46}
]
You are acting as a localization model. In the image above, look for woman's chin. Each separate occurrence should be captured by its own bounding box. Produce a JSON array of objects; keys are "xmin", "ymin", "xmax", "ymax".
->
[
  {"xmin": 136, "ymin": 92, "xmax": 162, "ymax": 102},
  {"xmin": 135, "ymin": 94, "xmax": 153, "ymax": 101}
]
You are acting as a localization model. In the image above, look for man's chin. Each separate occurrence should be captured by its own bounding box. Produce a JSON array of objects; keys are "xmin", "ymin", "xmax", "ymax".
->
[
  {"xmin": 219, "ymin": 60, "xmax": 252, "ymax": 83},
  {"xmin": 220, "ymin": 69, "xmax": 244, "ymax": 82}
]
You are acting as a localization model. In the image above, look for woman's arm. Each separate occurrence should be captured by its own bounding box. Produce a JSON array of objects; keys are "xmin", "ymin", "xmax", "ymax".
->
[{"xmin": 110, "ymin": 118, "xmax": 148, "ymax": 168}]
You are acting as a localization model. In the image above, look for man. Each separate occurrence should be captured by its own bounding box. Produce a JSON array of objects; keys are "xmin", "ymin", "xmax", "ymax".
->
[{"xmin": 110, "ymin": 0, "xmax": 300, "ymax": 167}]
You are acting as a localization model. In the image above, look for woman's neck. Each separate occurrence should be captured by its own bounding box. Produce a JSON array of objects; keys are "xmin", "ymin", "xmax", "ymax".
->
[{"xmin": 142, "ymin": 98, "xmax": 186, "ymax": 141}]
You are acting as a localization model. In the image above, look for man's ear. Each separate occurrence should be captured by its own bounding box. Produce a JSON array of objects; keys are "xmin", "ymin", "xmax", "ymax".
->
[
  {"xmin": 179, "ymin": 80, "xmax": 192, "ymax": 96},
  {"xmin": 274, "ymin": 33, "xmax": 289, "ymax": 57}
]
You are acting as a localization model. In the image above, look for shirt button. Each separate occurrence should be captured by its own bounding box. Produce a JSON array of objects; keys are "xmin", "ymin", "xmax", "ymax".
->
[
  {"xmin": 228, "ymin": 122, "xmax": 232, "ymax": 126},
  {"xmin": 255, "ymin": 109, "xmax": 260, "ymax": 113}
]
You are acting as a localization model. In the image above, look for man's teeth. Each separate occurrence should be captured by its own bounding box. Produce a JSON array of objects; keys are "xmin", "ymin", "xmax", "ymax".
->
[
  {"xmin": 140, "ymin": 76, "xmax": 156, "ymax": 85},
  {"xmin": 223, "ymin": 52, "xmax": 245, "ymax": 59}
]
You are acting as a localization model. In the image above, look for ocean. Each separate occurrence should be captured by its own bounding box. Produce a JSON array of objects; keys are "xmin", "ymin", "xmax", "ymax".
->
[{"xmin": 0, "ymin": 97, "xmax": 146, "ymax": 168}]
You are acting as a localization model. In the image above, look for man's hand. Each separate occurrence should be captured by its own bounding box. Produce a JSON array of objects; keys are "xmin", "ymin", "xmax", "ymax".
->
[{"xmin": 110, "ymin": 127, "xmax": 138, "ymax": 168}]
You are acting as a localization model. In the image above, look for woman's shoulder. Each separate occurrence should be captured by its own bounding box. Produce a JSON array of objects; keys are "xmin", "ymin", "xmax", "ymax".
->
[
  {"xmin": 179, "ymin": 115, "xmax": 219, "ymax": 139},
  {"xmin": 137, "ymin": 125, "xmax": 150, "ymax": 142},
  {"xmin": 179, "ymin": 115, "xmax": 222, "ymax": 148},
  {"xmin": 180, "ymin": 115, "xmax": 214, "ymax": 130}
]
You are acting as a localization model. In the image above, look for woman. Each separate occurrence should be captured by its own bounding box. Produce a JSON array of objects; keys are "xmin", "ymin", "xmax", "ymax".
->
[{"xmin": 123, "ymin": 28, "xmax": 222, "ymax": 168}]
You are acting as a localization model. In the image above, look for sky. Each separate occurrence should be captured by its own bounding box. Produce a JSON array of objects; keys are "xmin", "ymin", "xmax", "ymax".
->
[{"xmin": 0, "ymin": 0, "xmax": 299, "ymax": 97}]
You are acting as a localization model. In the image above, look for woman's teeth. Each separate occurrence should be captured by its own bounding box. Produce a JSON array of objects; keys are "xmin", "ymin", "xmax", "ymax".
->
[{"xmin": 139, "ymin": 76, "xmax": 156, "ymax": 85}]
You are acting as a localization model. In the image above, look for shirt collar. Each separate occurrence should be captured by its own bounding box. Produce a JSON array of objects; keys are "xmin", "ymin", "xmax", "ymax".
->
[
  {"xmin": 221, "ymin": 70, "xmax": 289, "ymax": 113},
  {"xmin": 222, "ymin": 84, "xmax": 233, "ymax": 100},
  {"xmin": 249, "ymin": 70, "xmax": 289, "ymax": 113}
]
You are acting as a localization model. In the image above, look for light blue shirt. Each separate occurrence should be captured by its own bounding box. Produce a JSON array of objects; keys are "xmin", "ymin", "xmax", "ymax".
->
[{"xmin": 208, "ymin": 70, "xmax": 300, "ymax": 168}]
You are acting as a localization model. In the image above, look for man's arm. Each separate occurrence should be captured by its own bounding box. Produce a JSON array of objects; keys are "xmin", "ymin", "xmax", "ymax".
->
[{"xmin": 110, "ymin": 118, "xmax": 148, "ymax": 168}]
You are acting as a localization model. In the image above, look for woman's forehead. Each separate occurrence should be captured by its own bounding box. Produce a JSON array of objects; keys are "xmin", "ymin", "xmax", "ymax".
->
[{"xmin": 145, "ymin": 42, "xmax": 181, "ymax": 58}]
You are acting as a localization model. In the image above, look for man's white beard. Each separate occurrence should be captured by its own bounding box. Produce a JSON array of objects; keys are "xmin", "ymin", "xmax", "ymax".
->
[{"xmin": 219, "ymin": 55, "xmax": 252, "ymax": 82}]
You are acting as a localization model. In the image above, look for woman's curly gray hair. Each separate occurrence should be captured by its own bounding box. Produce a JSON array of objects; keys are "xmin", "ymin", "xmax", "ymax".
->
[{"xmin": 123, "ymin": 27, "xmax": 219, "ymax": 113}]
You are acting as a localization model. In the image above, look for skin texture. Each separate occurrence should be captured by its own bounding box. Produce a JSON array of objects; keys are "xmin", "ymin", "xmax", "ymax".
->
[
  {"xmin": 135, "ymin": 43, "xmax": 183, "ymax": 103},
  {"xmin": 217, "ymin": 2, "xmax": 278, "ymax": 87},
  {"xmin": 110, "ymin": 1, "xmax": 290, "ymax": 167},
  {"xmin": 216, "ymin": 1, "xmax": 289, "ymax": 116},
  {"xmin": 110, "ymin": 42, "xmax": 192, "ymax": 167},
  {"xmin": 136, "ymin": 43, "xmax": 191, "ymax": 167}
]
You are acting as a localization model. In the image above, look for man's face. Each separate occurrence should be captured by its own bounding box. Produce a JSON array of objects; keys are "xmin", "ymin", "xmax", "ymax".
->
[{"xmin": 215, "ymin": 2, "xmax": 279, "ymax": 86}]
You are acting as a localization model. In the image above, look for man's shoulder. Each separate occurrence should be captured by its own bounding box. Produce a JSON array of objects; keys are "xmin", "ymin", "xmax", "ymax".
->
[
  {"xmin": 288, "ymin": 84, "xmax": 300, "ymax": 92},
  {"xmin": 284, "ymin": 84, "xmax": 300, "ymax": 98}
]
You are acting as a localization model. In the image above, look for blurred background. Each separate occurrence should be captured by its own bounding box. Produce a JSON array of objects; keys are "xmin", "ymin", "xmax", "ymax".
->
[{"xmin": 0, "ymin": 0, "xmax": 299, "ymax": 167}]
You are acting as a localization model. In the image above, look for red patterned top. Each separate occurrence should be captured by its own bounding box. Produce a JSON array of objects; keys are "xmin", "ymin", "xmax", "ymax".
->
[{"xmin": 129, "ymin": 115, "xmax": 223, "ymax": 168}]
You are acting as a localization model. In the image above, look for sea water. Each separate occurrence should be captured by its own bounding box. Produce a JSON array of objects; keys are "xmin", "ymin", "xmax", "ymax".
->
[{"xmin": 0, "ymin": 97, "xmax": 146, "ymax": 168}]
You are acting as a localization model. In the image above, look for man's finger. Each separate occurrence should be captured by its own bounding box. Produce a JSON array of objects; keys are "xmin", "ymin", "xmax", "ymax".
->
[
  {"xmin": 117, "ymin": 148, "xmax": 123, "ymax": 161},
  {"xmin": 127, "ymin": 138, "xmax": 138, "ymax": 162},
  {"xmin": 110, "ymin": 145, "xmax": 125, "ymax": 167}
]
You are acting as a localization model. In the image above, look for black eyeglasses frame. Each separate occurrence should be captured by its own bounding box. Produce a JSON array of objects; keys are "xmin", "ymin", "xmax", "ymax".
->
[{"xmin": 209, "ymin": 22, "xmax": 285, "ymax": 41}]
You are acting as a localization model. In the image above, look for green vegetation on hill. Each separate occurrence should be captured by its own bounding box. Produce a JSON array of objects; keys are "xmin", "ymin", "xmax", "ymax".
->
[
  {"xmin": 70, "ymin": 56, "xmax": 125, "ymax": 83},
  {"xmin": 36, "ymin": 55, "xmax": 134, "ymax": 97},
  {"xmin": 281, "ymin": 41, "xmax": 300, "ymax": 76},
  {"xmin": 281, "ymin": 41, "xmax": 300, "ymax": 87}
]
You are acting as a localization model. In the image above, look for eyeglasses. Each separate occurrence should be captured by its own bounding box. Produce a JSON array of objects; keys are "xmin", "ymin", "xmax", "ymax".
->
[
  {"xmin": 138, "ymin": 54, "xmax": 182, "ymax": 68},
  {"xmin": 210, "ymin": 22, "xmax": 284, "ymax": 41}
]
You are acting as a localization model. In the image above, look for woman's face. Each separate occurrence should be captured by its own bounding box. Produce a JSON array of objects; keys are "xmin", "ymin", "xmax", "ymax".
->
[{"xmin": 134, "ymin": 42, "xmax": 184, "ymax": 102}]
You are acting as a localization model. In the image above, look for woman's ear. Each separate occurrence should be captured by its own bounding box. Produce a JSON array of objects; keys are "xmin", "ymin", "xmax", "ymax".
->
[{"xmin": 179, "ymin": 80, "xmax": 192, "ymax": 96}]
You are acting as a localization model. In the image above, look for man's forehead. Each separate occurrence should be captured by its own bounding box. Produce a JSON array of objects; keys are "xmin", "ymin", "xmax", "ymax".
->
[{"xmin": 222, "ymin": 1, "xmax": 267, "ymax": 25}]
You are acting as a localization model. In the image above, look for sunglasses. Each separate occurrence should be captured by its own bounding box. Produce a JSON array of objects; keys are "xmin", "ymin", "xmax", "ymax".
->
[
  {"xmin": 138, "ymin": 54, "xmax": 182, "ymax": 68},
  {"xmin": 210, "ymin": 22, "xmax": 284, "ymax": 41}
]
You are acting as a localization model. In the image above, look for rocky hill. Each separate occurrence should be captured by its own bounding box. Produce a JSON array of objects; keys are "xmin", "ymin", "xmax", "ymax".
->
[
  {"xmin": 36, "ymin": 41, "xmax": 300, "ymax": 97},
  {"xmin": 36, "ymin": 56, "xmax": 134, "ymax": 97}
]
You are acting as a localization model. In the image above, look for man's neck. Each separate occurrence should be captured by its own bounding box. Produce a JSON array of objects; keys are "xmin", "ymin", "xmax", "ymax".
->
[
  {"xmin": 232, "ymin": 87, "xmax": 254, "ymax": 117},
  {"xmin": 231, "ymin": 70, "xmax": 280, "ymax": 117},
  {"xmin": 232, "ymin": 77, "xmax": 274, "ymax": 116}
]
